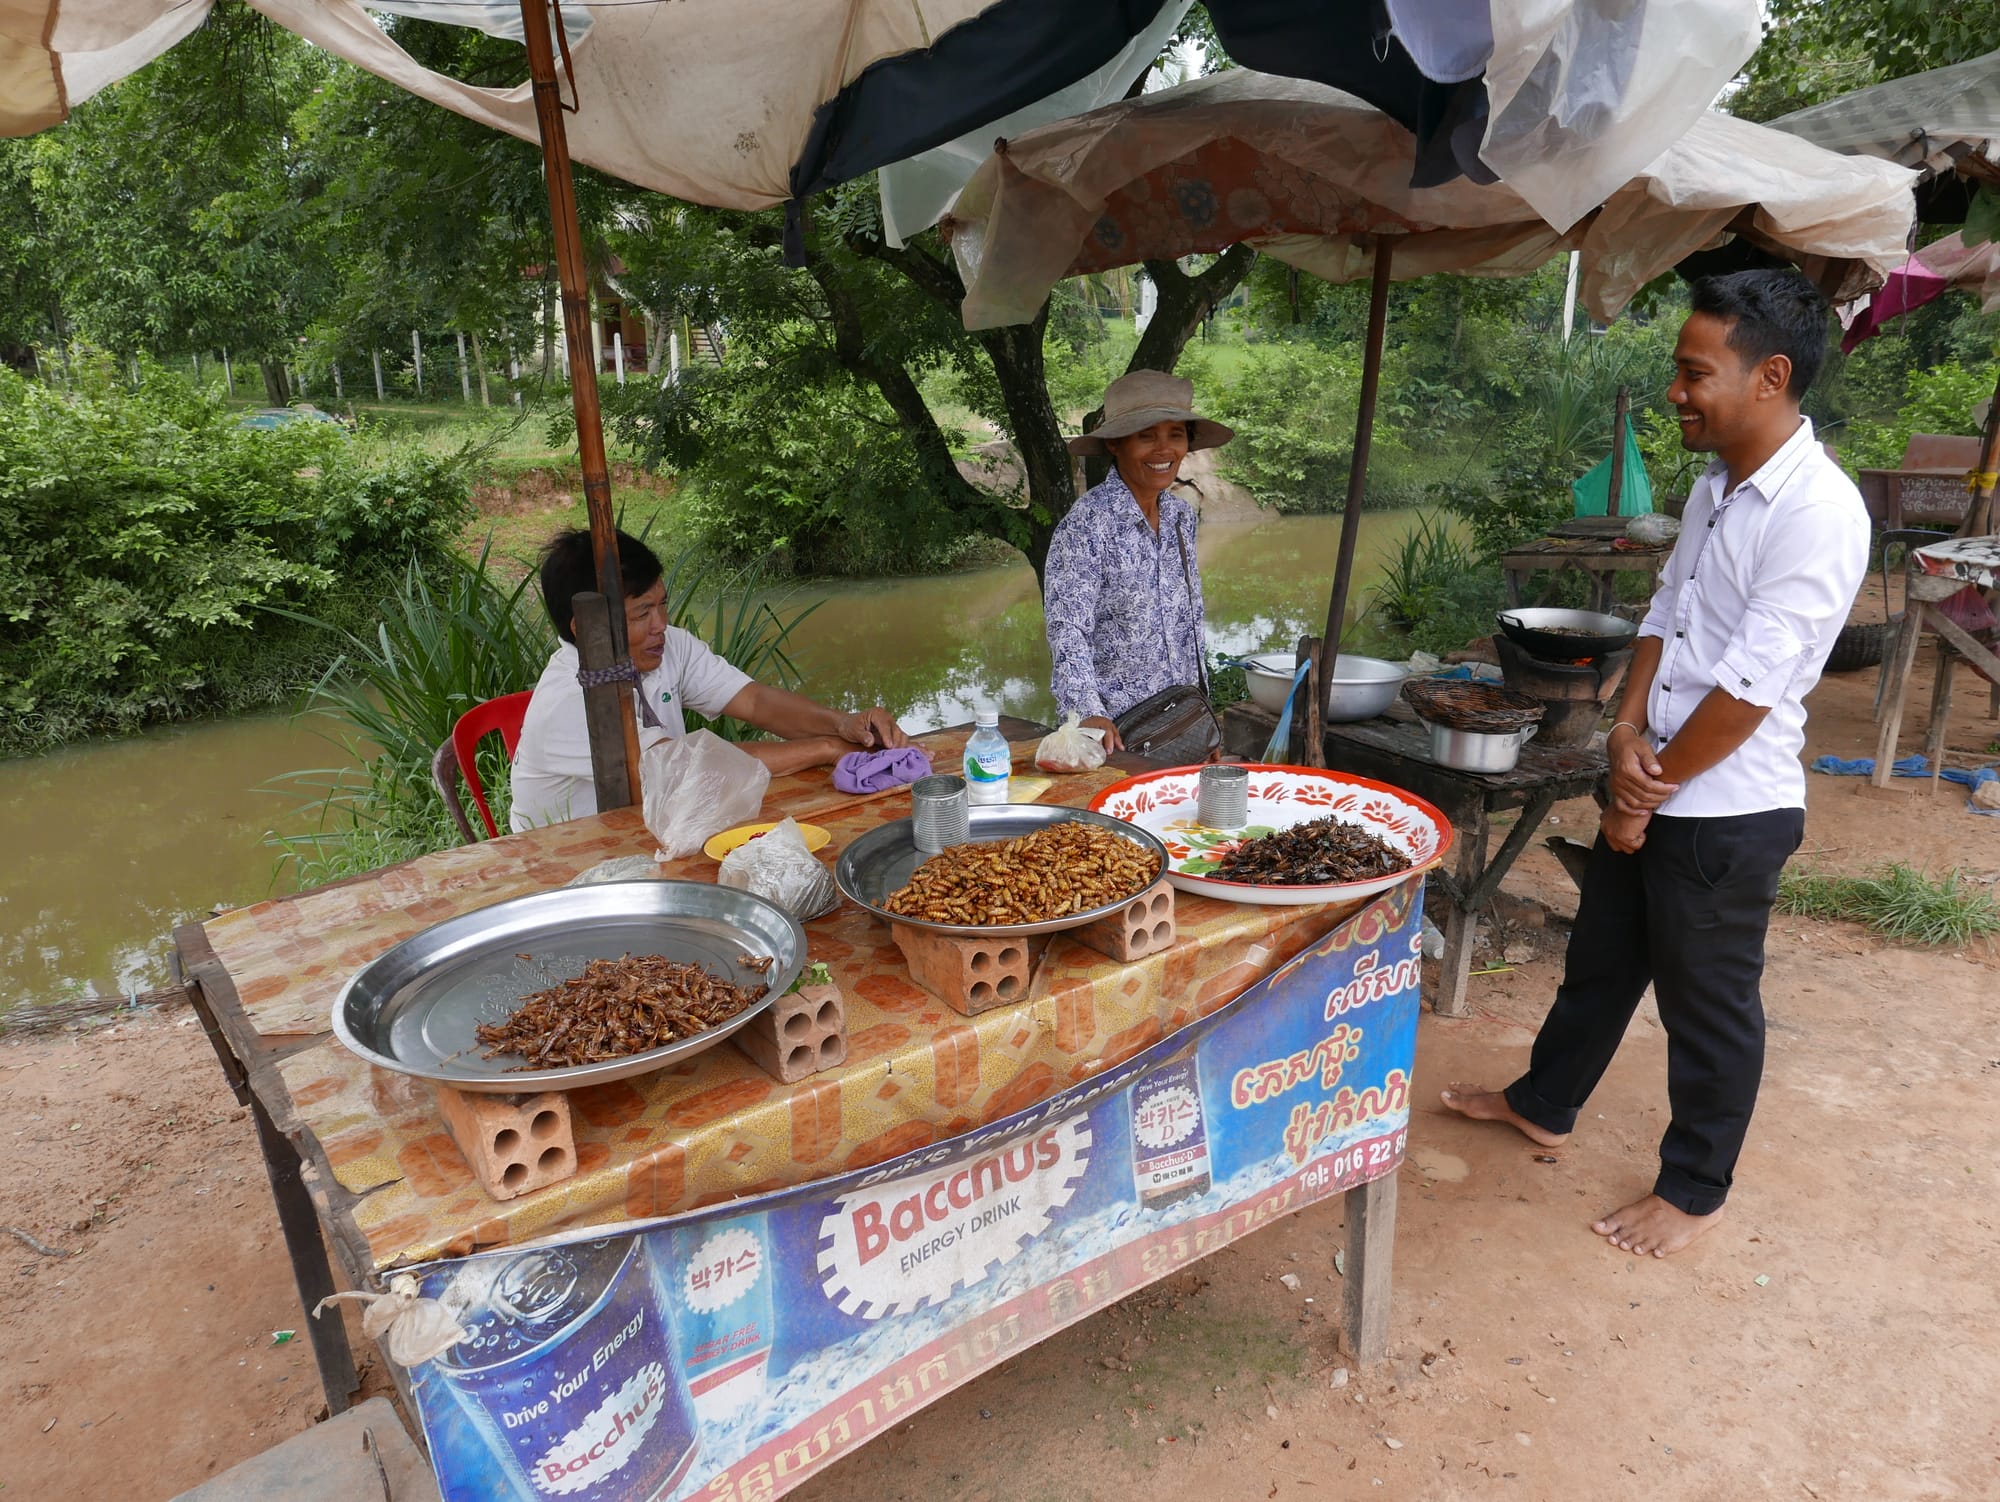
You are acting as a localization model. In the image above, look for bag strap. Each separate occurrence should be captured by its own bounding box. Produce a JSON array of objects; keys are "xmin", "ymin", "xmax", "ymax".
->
[{"xmin": 1170, "ymin": 504, "xmax": 1209, "ymax": 701}]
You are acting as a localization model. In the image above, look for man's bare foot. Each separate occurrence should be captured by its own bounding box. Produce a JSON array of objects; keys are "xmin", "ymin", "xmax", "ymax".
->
[
  {"xmin": 1592, "ymin": 1194, "xmax": 1722, "ymax": 1257},
  {"xmin": 1437, "ymin": 1083, "xmax": 1568, "ymax": 1149}
]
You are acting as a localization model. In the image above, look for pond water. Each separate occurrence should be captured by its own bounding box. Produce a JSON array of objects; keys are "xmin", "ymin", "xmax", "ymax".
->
[{"xmin": 0, "ymin": 510, "xmax": 1428, "ymax": 1013}]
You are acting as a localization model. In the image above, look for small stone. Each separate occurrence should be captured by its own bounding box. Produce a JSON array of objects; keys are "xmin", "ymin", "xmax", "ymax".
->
[
  {"xmin": 1278, "ymin": 1273, "xmax": 1302, "ymax": 1292},
  {"xmin": 1330, "ymin": 1368, "xmax": 1350, "ymax": 1388},
  {"xmin": 1515, "ymin": 1432, "xmax": 1533, "ymax": 1446},
  {"xmin": 1503, "ymin": 942, "xmax": 1535, "ymax": 966},
  {"xmin": 979, "ymin": 1408, "xmax": 993, "ymax": 1420},
  {"xmin": 1973, "ymin": 780, "xmax": 2000, "ymax": 811},
  {"xmin": 1265, "ymin": 1405, "xmax": 1279, "ymax": 1420},
  {"xmin": 1382, "ymin": 1436, "xmax": 1404, "ymax": 1450}
]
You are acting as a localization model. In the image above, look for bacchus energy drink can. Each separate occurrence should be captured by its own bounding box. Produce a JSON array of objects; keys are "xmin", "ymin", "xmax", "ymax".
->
[
  {"xmin": 416, "ymin": 1237, "xmax": 700, "ymax": 1502},
  {"xmin": 664, "ymin": 1212, "xmax": 777, "ymax": 1423},
  {"xmin": 1129, "ymin": 1055, "xmax": 1212, "ymax": 1210}
]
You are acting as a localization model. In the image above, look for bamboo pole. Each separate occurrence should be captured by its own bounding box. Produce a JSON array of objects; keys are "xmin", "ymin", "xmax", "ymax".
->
[
  {"xmin": 519, "ymin": 0, "xmax": 642, "ymax": 807},
  {"xmin": 1960, "ymin": 368, "xmax": 2000, "ymax": 539},
  {"xmin": 1306, "ymin": 238, "xmax": 1396, "ymax": 768},
  {"xmin": 1607, "ymin": 385, "xmax": 1629, "ymax": 519}
]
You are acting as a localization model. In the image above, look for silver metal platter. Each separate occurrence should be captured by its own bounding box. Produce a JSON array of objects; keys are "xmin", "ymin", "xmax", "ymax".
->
[
  {"xmin": 332, "ymin": 880, "xmax": 805, "ymax": 1093},
  {"xmin": 834, "ymin": 804, "xmax": 1169, "ymax": 938}
]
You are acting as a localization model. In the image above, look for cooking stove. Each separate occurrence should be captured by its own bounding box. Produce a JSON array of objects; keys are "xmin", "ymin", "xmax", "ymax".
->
[{"xmin": 1492, "ymin": 634, "xmax": 1634, "ymax": 747}]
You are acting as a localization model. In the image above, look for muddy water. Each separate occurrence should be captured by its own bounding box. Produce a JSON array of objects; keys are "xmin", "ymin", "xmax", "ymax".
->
[{"xmin": 0, "ymin": 511, "xmax": 1427, "ymax": 1011}]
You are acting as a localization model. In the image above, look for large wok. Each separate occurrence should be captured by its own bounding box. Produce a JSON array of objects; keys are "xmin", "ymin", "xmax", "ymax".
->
[{"xmin": 1495, "ymin": 607, "xmax": 1639, "ymax": 659}]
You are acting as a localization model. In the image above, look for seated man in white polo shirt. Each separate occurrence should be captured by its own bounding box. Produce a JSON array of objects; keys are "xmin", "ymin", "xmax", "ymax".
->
[{"xmin": 509, "ymin": 528, "xmax": 909, "ymax": 832}]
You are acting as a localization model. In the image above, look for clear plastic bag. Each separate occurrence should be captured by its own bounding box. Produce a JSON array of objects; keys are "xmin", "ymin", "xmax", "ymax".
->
[
  {"xmin": 717, "ymin": 817, "xmax": 840, "ymax": 921},
  {"xmin": 1034, "ymin": 712, "xmax": 1108, "ymax": 774},
  {"xmin": 642, "ymin": 729, "xmax": 771, "ymax": 860},
  {"xmin": 566, "ymin": 855, "xmax": 663, "ymax": 887}
]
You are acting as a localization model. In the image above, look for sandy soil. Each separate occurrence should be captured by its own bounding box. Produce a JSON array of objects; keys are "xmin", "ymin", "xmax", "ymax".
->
[{"xmin": 3, "ymin": 644, "xmax": 1995, "ymax": 1502}]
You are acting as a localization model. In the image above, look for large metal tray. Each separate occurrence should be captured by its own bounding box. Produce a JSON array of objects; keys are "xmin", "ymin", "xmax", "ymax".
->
[
  {"xmin": 834, "ymin": 804, "xmax": 1168, "ymax": 938},
  {"xmin": 332, "ymin": 880, "xmax": 805, "ymax": 1093}
]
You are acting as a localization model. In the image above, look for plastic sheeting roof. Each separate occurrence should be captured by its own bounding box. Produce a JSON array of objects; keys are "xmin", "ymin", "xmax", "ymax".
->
[
  {"xmin": 942, "ymin": 71, "xmax": 1918, "ymax": 330},
  {"xmin": 4, "ymin": 0, "xmax": 1759, "ymax": 231}
]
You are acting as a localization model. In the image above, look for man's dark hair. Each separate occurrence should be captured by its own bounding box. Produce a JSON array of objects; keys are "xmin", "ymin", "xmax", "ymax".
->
[
  {"xmin": 1687, "ymin": 269, "xmax": 1829, "ymax": 398},
  {"xmin": 538, "ymin": 528, "xmax": 664, "ymax": 644}
]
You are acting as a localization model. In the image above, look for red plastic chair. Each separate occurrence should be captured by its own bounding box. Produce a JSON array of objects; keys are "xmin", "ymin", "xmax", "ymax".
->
[{"xmin": 434, "ymin": 690, "xmax": 535, "ymax": 841}]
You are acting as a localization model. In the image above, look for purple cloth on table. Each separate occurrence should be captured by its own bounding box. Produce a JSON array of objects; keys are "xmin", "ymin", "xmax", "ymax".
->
[{"xmin": 833, "ymin": 746, "xmax": 932, "ymax": 794}]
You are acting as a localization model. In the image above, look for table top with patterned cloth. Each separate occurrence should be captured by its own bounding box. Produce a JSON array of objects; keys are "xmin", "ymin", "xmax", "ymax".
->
[
  {"xmin": 1914, "ymin": 535, "xmax": 2000, "ymax": 590},
  {"xmin": 191, "ymin": 723, "xmax": 1362, "ymax": 1277}
]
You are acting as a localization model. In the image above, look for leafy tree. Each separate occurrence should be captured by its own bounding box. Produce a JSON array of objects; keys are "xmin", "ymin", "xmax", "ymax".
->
[
  {"xmin": 1733, "ymin": 1, "xmax": 2000, "ymax": 120},
  {"xmin": 26, "ymin": 7, "xmax": 337, "ymax": 403}
]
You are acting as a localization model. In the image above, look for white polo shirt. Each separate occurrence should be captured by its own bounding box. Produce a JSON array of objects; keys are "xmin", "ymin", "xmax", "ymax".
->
[
  {"xmin": 509, "ymin": 633, "xmax": 753, "ymax": 831},
  {"xmin": 1637, "ymin": 417, "xmax": 1869, "ymax": 818}
]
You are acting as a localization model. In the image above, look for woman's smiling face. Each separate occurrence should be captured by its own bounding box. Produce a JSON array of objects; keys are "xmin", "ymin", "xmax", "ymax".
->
[{"xmin": 1109, "ymin": 420, "xmax": 1191, "ymax": 497}]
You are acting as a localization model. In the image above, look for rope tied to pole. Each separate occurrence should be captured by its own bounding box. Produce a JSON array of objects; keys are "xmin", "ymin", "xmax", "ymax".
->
[{"xmin": 576, "ymin": 661, "xmax": 666, "ymax": 728}]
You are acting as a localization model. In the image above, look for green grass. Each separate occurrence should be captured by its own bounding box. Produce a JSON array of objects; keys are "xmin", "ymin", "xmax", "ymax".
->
[{"xmin": 1778, "ymin": 862, "xmax": 2000, "ymax": 948}]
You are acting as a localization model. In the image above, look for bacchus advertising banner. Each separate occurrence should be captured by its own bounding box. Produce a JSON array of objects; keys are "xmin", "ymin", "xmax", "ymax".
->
[{"xmin": 406, "ymin": 879, "xmax": 1422, "ymax": 1501}]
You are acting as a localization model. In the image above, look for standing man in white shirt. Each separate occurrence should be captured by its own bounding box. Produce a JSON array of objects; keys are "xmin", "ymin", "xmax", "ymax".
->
[
  {"xmin": 1443, "ymin": 270, "xmax": 1870, "ymax": 1257},
  {"xmin": 509, "ymin": 529, "xmax": 910, "ymax": 832}
]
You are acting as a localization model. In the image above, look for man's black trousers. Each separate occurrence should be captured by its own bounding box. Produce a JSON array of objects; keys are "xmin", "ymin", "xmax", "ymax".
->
[{"xmin": 1503, "ymin": 809, "xmax": 1804, "ymax": 1216}]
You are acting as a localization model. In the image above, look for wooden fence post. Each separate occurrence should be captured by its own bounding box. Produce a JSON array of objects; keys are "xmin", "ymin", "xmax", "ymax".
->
[
  {"xmin": 412, "ymin": 330, "xmax": 424, "ymax": 397},
  {"xmin": 456, "ymin": 331, "xmax": 472, "ymax": 403},
  {"xmin": 222, "ymin": 348, "xmax": 234, "ymax": 397},
  {"xmin": 372, "ymin": 351, "xmax": 385, "ymax": 401},
  {"xmin": 613, "ymin": 331, "xmax": 625, "ymax": 385}
]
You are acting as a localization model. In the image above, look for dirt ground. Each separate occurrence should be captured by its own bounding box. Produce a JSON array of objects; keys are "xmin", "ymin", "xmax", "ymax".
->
[{"xmin": 3, "ymin": 644, "xmax": 1996, "ymax": 1502}]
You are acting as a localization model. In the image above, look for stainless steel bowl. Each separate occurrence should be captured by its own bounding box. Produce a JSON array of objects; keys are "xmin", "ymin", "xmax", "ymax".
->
[
  {"xmin": 1423, "ymin": 719, "xmax": 1538, "ymax": 773},
  {"xmin": 1241, "ymin": 652, "xmax": 1405, "ymax": 722}
]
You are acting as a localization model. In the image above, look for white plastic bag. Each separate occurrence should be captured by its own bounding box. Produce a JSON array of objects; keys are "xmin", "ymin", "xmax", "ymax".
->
[
  {"xmin": 642, "ymin": 729, "xmax": 771, "ymax": 860},
  {"xmin": 717, "ymin": 817, "xmax": 840, "ymax": 921},
  {"xmin": 1035, "ymin": 712, "xmax": 1107, "ymax": 774}
]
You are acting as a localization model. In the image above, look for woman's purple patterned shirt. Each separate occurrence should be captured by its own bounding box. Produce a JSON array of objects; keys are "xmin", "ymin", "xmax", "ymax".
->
[{"xmin": 1043, "ymin": 470, "xmax": 1207, "ymax": 720}]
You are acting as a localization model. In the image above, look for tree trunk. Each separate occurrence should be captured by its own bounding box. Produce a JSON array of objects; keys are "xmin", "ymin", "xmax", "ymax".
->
[
  {"xmin": 258, "ymin": 359, "xmax": 291, "ymax": 407},
  {"xmin": 974, "ymin": 311, "xmax": 1072, "ymax": 580},
  {"xmin": 803, "ymin": 253, "xmax": 990, "ymax": 525},
  {"xmin": 1080, "ymin": 247, "xmax": 1258, "ymax": 490}
]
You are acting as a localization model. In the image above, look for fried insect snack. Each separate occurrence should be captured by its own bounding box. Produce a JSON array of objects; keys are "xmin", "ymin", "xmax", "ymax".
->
[
  {"xmin": 884, "ymin": 821, "xmax": 1160, "ymax": 926},
  {"xmin": 1213, "ymin": 816, "xmax": 1411, "ymax": 886},
  {"xmin": 477, "ymin": 954, "xmax": 768, "ymax": 1069}
]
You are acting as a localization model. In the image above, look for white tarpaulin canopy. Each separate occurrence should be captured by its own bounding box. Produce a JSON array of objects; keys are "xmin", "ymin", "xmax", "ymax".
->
[
  {"xmin": 942, "ymin": 70, "xmax": 1919, "ymax": 330},
  {"xmin": 1773, "ymin": 46, "xmax": 2000, "ymax": 179},
  {"xmin": 5, "ymin": 0, "xmax": 1758, "ymax": 232}
]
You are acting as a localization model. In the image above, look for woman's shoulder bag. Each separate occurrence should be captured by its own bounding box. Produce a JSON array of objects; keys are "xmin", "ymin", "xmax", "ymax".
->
[{"xmin": 1111, "ymin": 509, "xmax": 1222, "ymax": 764}]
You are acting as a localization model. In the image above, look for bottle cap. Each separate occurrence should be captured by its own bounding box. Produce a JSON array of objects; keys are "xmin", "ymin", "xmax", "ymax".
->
[{"xmin": 975, "ymin": 710, "xmax": 999, "ymax": 726}]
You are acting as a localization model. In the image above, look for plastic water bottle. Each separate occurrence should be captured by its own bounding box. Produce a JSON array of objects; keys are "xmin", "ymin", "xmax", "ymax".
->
[{"xmin": 964, "ymin": 712, "xmax": 1011, "ymax": 806}]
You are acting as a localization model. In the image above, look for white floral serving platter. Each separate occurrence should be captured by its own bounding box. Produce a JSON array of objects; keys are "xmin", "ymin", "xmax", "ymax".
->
[{"xmin": 1088, "ymin": 764, "xmax": 1453, "ymax": 906}]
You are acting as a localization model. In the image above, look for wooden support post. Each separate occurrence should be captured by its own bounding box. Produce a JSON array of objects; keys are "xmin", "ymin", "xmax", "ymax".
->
[
  {"xmin": 613, "ymin": 330, "xmax": 626, "ymax": 385},
  {"xmin": 1607, "ymin": 385, "xmax": 1630, "ymax": 519},
  {"xmin": 573, "ymin": 592, "xmax": 636, "ymax": 814},
  {"xmin": 1311, "ymin": 237, "xmax": 1396, "ymax": 763},
  {"xmin": 1342, "ymin": 1171, "xmax": 1397, "ymax": 1365},
  {"xmin": 331, "ymin": 362, "xmax": 343, "ymax": 400},
  {"xmin": 1923, "ymin": 644, "xmax": 1955, "ymax": 795},
  {"xmin": 1433, "ymin": 799, "xmax": 1488, "ymax": 1018},
  {"xmin": 520, "ymin": 0, "xmax": 643, "ymax": 807},
  {"xmin": 222, "ymin": 347, "xmax": 234, "ymax": 396},
  {"xmin": 457, "ymin": 331, "xmax": 472, "ymax": 402},
  {"xmin": 411, "ymin": 330, "xmax": 424, "ymax": 396},
  {"xmin": 372, "ymin": 350, "xmax": 385, "ymax": 401}
]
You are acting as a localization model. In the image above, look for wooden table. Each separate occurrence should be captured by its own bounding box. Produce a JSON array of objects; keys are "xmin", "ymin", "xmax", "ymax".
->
[
  {"xmin": 1499, "ymin": 534, "xmax": 1671, "ymax": 612},
  {"xmin": 1872, "ymin": 537, "xmax": 2000, "ymax": 791},
  {"xmin": 1223, "ymin": 701, "xmax": 1607, "ymax": 1017},
  {"xmin": 172, "ymin": 721, "xmax": 1422, "ymax": 1494}
]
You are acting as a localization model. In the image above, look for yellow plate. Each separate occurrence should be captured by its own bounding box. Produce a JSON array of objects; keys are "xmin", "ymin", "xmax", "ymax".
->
[{"xmin": 702, "ymin": 821, "xmax": 833, "ymax": 861}]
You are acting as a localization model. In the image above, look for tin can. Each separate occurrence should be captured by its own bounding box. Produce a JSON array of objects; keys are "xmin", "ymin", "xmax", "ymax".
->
[
  {"xmin": 664, "ymin": 1212, "xmax": 777, "ymax": 1423},
  {"xmin": 910, "ymin": 774, "xmax": 970, "ymax": 854},
  {"xmin": 416, "ymin": 1238, "xmax": 700, "ymax": 1502},
  {"xmin": 1196, "ymin": 764, "xmax": 1249, "ymax": 829},
  {"xmin": 1129, "ymin": 1056, "xmax": 1213, "ymax": 1210}
]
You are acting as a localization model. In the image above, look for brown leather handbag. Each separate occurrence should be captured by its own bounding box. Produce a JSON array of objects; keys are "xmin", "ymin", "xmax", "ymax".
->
[{"xmin": 1111, "ymin": 519, "xmax": 1222, "ymax": 765}]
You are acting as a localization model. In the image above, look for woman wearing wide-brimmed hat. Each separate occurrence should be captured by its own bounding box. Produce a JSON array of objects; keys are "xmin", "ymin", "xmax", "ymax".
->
[{"xmin": 1042, "ymin": 370, "xmax": 1234, "ymax": 751}]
